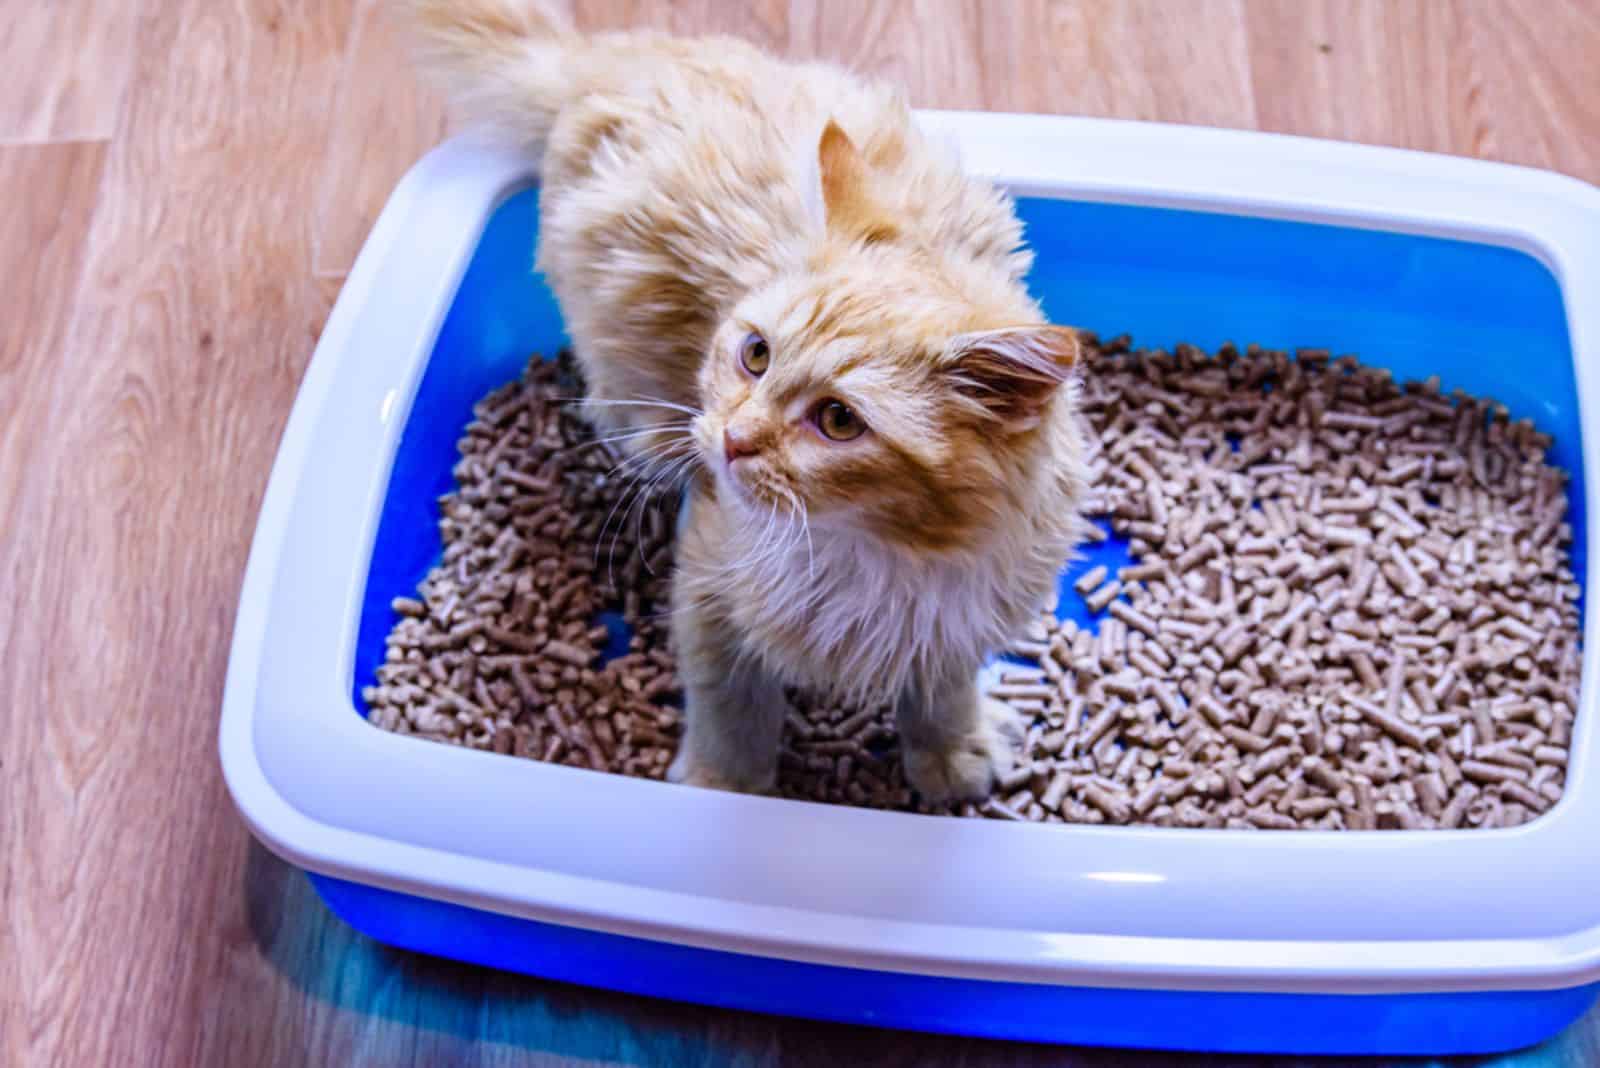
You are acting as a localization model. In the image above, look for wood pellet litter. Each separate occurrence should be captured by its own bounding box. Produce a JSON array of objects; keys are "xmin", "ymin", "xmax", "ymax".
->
[
  {"xmin": 363, "ymin": 355, "xmax": 686, "ymax": 780},
  {"xmin": 366, "ymin": 338, "xmax": 1583, "ymax": 830}
]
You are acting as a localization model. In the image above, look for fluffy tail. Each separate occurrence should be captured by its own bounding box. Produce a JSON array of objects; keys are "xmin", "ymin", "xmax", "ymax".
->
[{"xmin": 401, "ymin": 0, "xmax": 582, "ymax": 152}]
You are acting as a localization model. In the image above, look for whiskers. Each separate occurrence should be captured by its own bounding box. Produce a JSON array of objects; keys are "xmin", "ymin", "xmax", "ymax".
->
[
  {"xmin": 784, "ymin": 486, "xmax": 815, "ymax": 584},
  {"xmin": 556, "ymin": 393, "xmax": 705, "ymax": 422},
  {"xmin": 700, "ymin": 486, "xmax": 814, "ymax": 595},
  {"xmin": 555, "ymin": 393, "xmax": 707, "ymax": 589},
  {"xmin": 592, "ymin": 429, "xmax": 699, "ymax": 588},
  {"xmin": 563, "ymin": 391, "xmax": 819, "ymax": 612},
  {"xmin": 629, "ymin": 487, "xmax": 821, "ymax": 629}
]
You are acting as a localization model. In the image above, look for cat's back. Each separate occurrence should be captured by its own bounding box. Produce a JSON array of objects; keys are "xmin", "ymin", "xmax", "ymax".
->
[
  {"xmin": 541, "ymin": 33, "xmax": 896, "ymax": 255},
  {"xmin": 540, "ymin": 32, "xmax": 1019, "ymax": 292},
  {"xmin": 548, "ymin": 30, "xmax": 902, "ymax": 185}
]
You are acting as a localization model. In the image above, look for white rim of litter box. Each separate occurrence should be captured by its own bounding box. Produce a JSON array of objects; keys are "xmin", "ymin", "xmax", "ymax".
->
[{"xmin": 221, "ymin": 113, "xmax": 1600, "ymax": 995}]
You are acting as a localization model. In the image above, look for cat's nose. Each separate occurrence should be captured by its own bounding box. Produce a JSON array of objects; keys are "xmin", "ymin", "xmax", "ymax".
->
[{"xmin": 723, "ymin": 426, "xmax": 761, "ymax": 464}]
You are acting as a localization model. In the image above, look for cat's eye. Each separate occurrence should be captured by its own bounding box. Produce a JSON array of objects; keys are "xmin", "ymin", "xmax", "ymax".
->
[
  {"xmin": 739, "ymin": 331, "xmax": 770, "ymax": 376},
  {"xmin": 815, "ymin": 399, "xmax": 865, "ymax": 441}
]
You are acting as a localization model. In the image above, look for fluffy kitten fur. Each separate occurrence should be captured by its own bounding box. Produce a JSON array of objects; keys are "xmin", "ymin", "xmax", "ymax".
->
[{"xmin": 406, "ymin": 0, "xmax": 1089, "ymax": 802}]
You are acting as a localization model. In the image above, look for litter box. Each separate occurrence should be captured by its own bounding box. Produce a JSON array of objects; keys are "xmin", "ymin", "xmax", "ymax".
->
[{"xmin": 220, "ymin": 112, "xmax": 1600, "ymax": 1055}]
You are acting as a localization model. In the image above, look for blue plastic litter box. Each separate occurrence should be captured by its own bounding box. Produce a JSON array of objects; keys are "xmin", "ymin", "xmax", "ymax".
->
[{"xmin": 220, "ymin": 113, "xmax": 1600, "ymax": 1055}]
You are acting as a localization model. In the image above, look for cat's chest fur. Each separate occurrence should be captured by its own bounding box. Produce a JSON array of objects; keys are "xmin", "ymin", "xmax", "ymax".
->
[{"xmin": 677, "ymin": 414, "xmax": 1087, "ymax": 705}]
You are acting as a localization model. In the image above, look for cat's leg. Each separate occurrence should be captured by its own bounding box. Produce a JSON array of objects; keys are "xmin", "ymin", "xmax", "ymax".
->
[
  {"xmin": 667, "ymin": 600, "xmax": 787, "ymax": 794},
  {"xmin": 896, "ymin": 666, "xmax": 1026, "ymax": 805}
]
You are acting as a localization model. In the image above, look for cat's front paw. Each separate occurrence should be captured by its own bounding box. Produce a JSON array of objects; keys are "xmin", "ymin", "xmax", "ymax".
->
[
  {"xmin": 667, "ymin": 745, "xmax": 777, "ymax": 795},
  {"xmin": 903, "ymin": 696, "xmax": 1026, "ymax": 805}
]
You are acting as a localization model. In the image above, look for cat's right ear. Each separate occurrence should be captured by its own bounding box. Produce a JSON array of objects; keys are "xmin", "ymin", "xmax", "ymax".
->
[
  {"xmin": 945, "ymin": 325, "xmax": 1082, "ymax": 431},
  {"xmin": 807, "ymin": 120, "xmax": 899, "ymax": 243}
]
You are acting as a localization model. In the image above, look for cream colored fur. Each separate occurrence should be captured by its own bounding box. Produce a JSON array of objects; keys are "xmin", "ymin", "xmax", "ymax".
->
[{"xmin": 404, "ymin": 0, "xmax": 1089, "ymax": 803}]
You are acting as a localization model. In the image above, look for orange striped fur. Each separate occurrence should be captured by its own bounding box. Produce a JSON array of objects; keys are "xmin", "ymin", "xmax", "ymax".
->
[{"xmin": 405, "ymin": 0, "xmax": 1090, "ymax": 802}]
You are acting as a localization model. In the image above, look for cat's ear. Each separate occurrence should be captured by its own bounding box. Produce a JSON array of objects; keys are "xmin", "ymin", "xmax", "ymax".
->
[
  {"xmin": 810, "ymin": 120, "xmax": 899, "ymax": 243},
  {"xmin": 945, "ymin": 325, "xmax": 1082, "ymax": 430}
]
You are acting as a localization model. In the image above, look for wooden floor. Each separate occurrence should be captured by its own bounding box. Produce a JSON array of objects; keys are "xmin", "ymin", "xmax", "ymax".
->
[{"xmin": 4, "ymin": 2, "xmax": 1599, "ymax": 1065}]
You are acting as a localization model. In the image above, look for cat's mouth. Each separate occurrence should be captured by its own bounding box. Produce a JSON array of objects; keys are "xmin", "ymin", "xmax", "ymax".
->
[
  {"xmin": 718, "ymin": 452, "xmax": 783, "ymax": 513},
  {"xmin": 721, "ymin": 456, "xmax": 762, "ymax": 503}
]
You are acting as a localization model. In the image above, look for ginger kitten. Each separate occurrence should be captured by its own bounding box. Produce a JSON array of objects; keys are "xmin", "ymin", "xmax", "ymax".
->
[{"xmin": 406, "ymin": 0, "xmax": 1090, "ymax": 802}]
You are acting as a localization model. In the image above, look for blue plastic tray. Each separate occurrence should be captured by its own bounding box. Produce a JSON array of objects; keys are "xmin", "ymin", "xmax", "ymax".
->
[{"xmin": 329, "ymin": 182, "xmax": 1595, "ymax": 1055}]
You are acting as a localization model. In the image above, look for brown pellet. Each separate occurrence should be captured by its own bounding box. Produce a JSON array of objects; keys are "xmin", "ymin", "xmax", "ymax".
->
[
  {"xmin": 1300, "ymin": 758, "xmax": 1344, "ymax": 794},
  {"xmin": 1222, "ymin": 725, "xmax": 1271, "ymax": 754},
  {"xmin": 1289, "ymin": 796, "xmax": 1338, "ymax": 819},
  {"xmin": 1074, "ymin": 565, "xmax": 1109, "ymax": 595},
  {"xmin": 1193, "ymin": 695, "xmax": 1231, "ymax": 727},
  {"xmin": 1109, "ymin": 600, "xmax": 1161, "ymax": 639},
  {"xmin": 1500, "ymin": 780, "xmax": 1547, "ymax": 813},
  {"xmin": 1534, "ymin": 745, "xmax": 1569, "ymax": 768},
  {"xmin": 1084, "ymin": 580, "xmax": 1123, "ymax": 613},
  {"xmin": 544, "ymin": 639, "xmax": 593, "ymax": 668},
  {"xmin": 1247, "ymin": 807, "xmax": 1299, "ymax": 830},
  {"xmin": 483, "ymin": 624, "xmax": 542, "ymax": 654},
  {"xmin": 983, "ymin": 798, "xmax": 1027, "ymax": 821},
  {"xmin": 1437, "ymin": 784, "xmax": 1479, "ymax": 829},
  {"xmin": 1083, "ymin": 784, "xmax": 1132, "ymax": 824},
  {"xmin": 1461, "ymin": 760, "xmax": 1520, "ymax": 785},
  {"xmin": 1121, "ymin": 562, "xmax": 1168, "ymax": 583},
  {"xmin": 1323, "ymin": 525, "xmax": 1372, "ymax": 548},
  {"xmin": 1040, "ymin": 772, "xmax": 1072, "ymax": 812},
  {"xmin": 1350, "ymin": 698, "xmax": 1431, "ymax": 750},
  {"xmin": 988, "ymin": 683, "xmax": 1056, "ymax": 702}
]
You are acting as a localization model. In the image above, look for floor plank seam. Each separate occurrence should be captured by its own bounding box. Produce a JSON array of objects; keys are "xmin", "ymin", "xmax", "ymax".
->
[{"xmin": 0, "ymin": 135, "xmax": 114, "ymax": 149}]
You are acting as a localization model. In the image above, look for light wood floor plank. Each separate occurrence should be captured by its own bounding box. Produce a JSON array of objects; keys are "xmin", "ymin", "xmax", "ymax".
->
[
  {"xmin": 0, "ymin": 1, "xmax": 142, "ymax": 143},
  {"xmin": 969, "ymin": 0, "xmax": 1256, "ymax": 123},
  {"xmin": 1463, "ymin": 0, "xmax": 1600, "ymax": 184},
  {"xmin": 1243, "ymin": 0, "xmax": 1484, "ymax": 156},
  {"xmin": 574, "ymin": 0, "xmax": 791, "ymax": 45},
  {"xmin": 0, "ymin": 138, "xmax": 109, "ymax": 1068},
  {"xmin": 784, "ymin": 0, "xmax": 989, "ymax": 109},
  {"xmin": 0, "ymin": 142, "xmax": 106, "ymax": 535},
  {"xmin": 1, "ymin": 2, "xmax": 358, "ymax": 1065},
  {"xmin": 312, "ymin": 0, "xmax": 450, "ymax": 276}
]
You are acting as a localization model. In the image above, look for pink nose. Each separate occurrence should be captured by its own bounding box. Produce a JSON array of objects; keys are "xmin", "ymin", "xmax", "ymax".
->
[{"xmin": 723, "ymin": 427, "xmax": 760, "ymax": 464}]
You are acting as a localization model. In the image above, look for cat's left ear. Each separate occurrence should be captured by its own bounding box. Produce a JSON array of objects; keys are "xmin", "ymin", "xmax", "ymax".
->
[
  {"xmin": 945, "ymin": 325, "xmax": 1082, "ymax": 430},
  {"xmin": 807, "ymin": 120, "xmax": 899, "ymax": 243}
]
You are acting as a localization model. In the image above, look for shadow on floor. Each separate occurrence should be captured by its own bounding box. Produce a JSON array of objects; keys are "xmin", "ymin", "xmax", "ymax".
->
[{"xmin": 241, "ymin": 842, "xmax": 1581, "ymax": 1068}]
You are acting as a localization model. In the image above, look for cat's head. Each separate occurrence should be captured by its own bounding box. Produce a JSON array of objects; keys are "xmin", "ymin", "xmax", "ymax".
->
[{"xmin": 691, "ymin": 121, "xmax": 1082, "ymax": 554}]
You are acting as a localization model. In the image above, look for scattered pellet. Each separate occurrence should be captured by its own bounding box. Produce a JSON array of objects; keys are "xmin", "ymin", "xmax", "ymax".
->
[
  {"xmin": 1349, "ymin": 699, "xmax": 1433, "ymax": 750},
  {"xmin": 1436, "ymin": 784, "xmax": 1477, "ymax": 829},
  {"xmin": 1461, "ymin": 760, "xmax": 1520, "ymax": 785},
  {"xmin": 1040, "ymin": 771, "xmax": 1072, "ymax": 812},
  {"xmin": 1073, "ymin": 565, "xmax": 1109, "ymax": 595},
  {"xmin": 1083, "ymin": 784, "xmax": 1132, "ymax": 824},
  {"xmin": 983, "ymin": 797, "xmax": 1027, "ymax": 821},
  {"xmin": 1323, "ymin": 524, "xmax": 1372, "ymax": 548},
  {"xmin": 1499, "ymin": 780, "xmax": 1547, "ymax": 813},
  {"xmin": 1084, "ymin": 580, "xmax": 1123, "ymax": 613},
  {"xmin": 1247, "ymin": 807, "xmax": 1299, "ymax": 830},
  {"xmin": 544, "ymin": 640, "xmax": 593, "ymax": 668},
  {"xmin": 1534, "ymin": 745, "xmax": 1569, "ymax": 768},
  {"xmin": 1222, "ymin": 725, "xmax": 1271, "ymax": 754},
  {"xmin": 1121, "ymin": 562, "xmax": 1167, "ymax": 583},
  {"xmin": 1109, "ymin": 600, "xmax": 1160, "ymax": 639}
]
